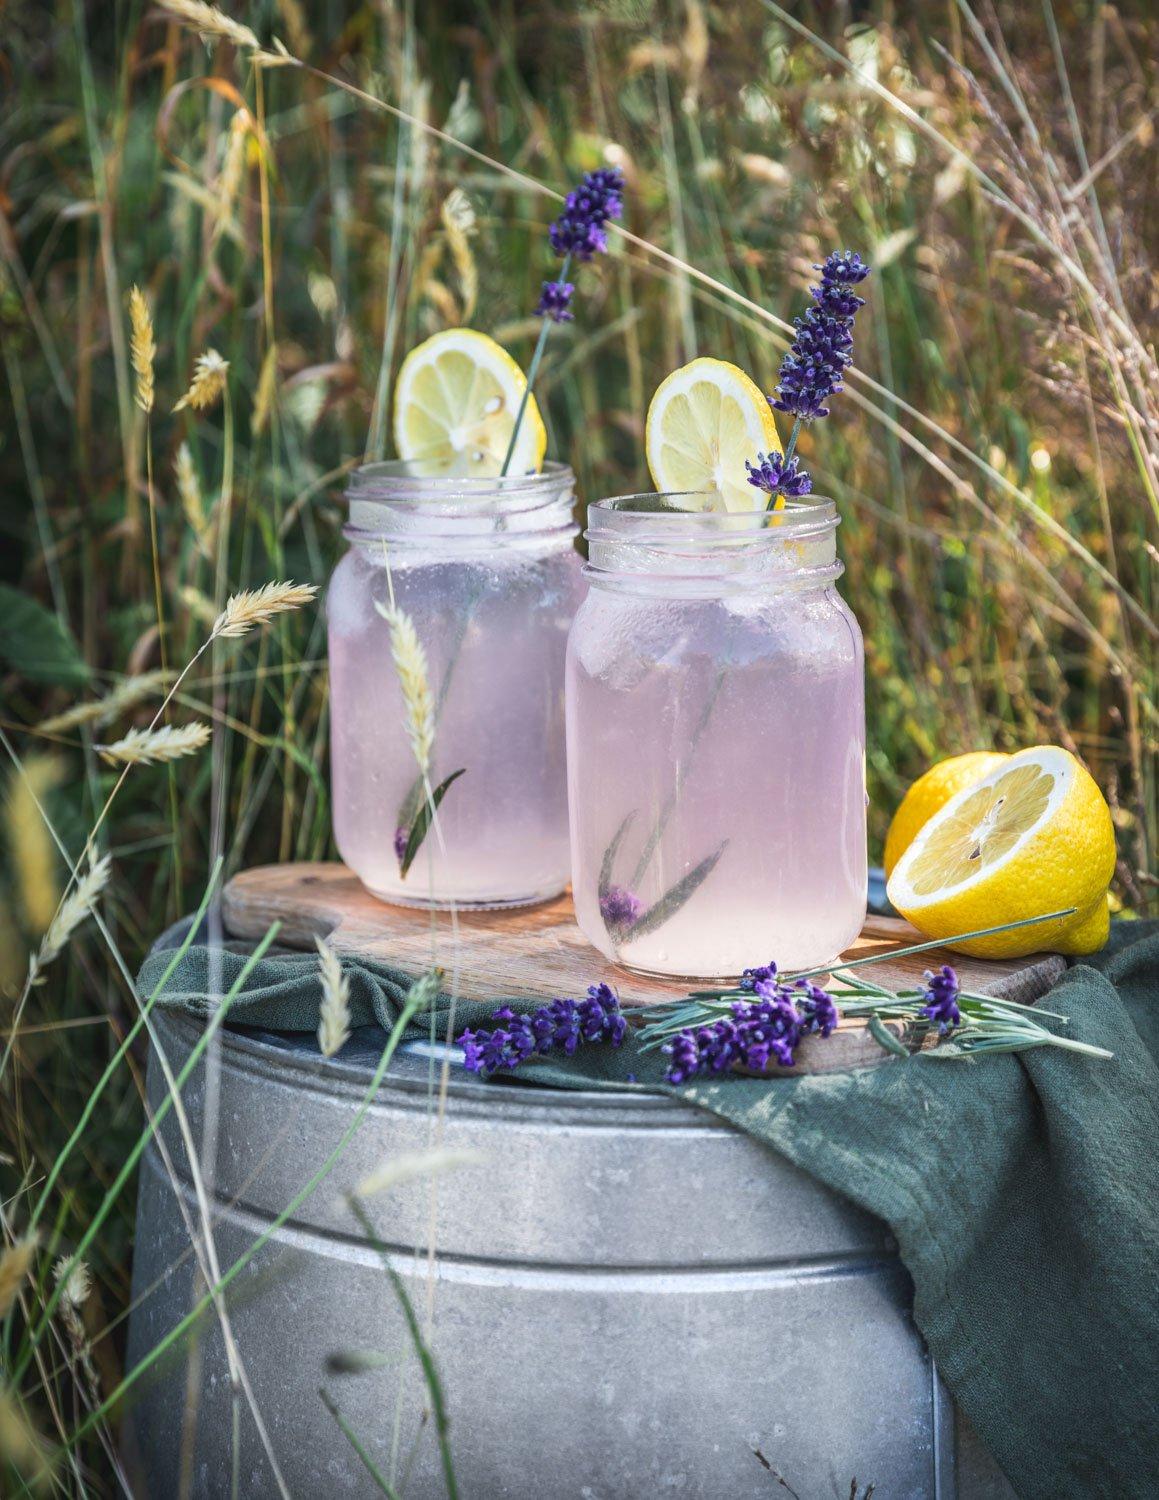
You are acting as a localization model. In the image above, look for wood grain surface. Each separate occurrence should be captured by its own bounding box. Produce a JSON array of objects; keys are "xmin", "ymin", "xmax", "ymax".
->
[{"xmin": 222, "ymin": 862, "xmax": 1067, "ymax": 1075}]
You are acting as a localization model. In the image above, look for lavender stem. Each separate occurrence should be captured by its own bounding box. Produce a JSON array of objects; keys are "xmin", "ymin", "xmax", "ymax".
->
[{"xmin": 500, "ymin": 251, "xmax": 573, "ymax": 477}]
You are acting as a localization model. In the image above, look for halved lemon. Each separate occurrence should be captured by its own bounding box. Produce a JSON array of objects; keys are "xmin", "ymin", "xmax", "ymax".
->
[
  {"xmin": 886, "ymin": 746, "xmax": 1115, "ymax": 958},
  {"xmin": 645, "ymin": 358, "xmax": 781, "ymax": 512},
  {"xmin": 883, "ymin": 751, "xmax": 1010, "ymax": 877},
  {"xmin": 393, "ymin": 329, "xmax": 546, "ymax": 479}
]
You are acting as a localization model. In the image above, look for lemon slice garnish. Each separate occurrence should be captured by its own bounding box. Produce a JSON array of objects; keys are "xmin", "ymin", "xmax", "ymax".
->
[
  {"xmin": 393, "ymin": 329, "xmax": 547, "ymax": 479},
  {"xmin": 887, "ymin": 746, "xmax": 1116, "ymax": 958},
  {"xmin": 644, "ymin": 357, "xmax": 781, "ymax": 512}
]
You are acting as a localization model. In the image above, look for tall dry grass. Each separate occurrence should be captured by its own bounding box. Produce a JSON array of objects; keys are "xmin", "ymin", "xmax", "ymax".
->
[{"xmin": 0, "ymin": 0, "xmax": 1155, "ymax": 1490}]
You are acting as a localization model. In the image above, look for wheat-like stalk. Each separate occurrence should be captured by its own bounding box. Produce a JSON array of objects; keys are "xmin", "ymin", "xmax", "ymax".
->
[
  {"xmin": 53, "ymin": 1256, "xmax": 97, "ymax": 1392},
  {"xmin": 53, "ymin": 1256, "xmax": 91, "ymax": 1309},
  {"xmin": 179, "ymin": 585, "xmax": 219, "ymax": 628},
  {"xmin": 158, "ymin": 0, "xmax": 261, "ymax": 52},
  {"xmin": 5, "ymin": 757, "xmax": 62, "ymax": 934},
  {"xmin": 174, "ymin": 349, "xmax": 229, "ymax": 413},
  {"xmin": 211, "ymin": 580, "xmax": 317, "ymax": 640},
  {"xmin": 174, "ymin": 440, "xmax": 215, "ymax": 558},
  {"xmin": 374, "ymin": 601, "xmax": 434, "ymax": 775},
  {"xmin": 252, "ymin": 343, "xmax": 278, "ymax": 436},
  {"xmin": 127, "ymin": 285, "xmax": 155, "ymax": 415},
  {"xmin": 315, "ymin": 936, "xmax": 351, "ymax": 1058},
  {"xmin": 27, "ymin": 855, "xmax": 111, "ymax": 985},
  {"xmin": 441, "ymin": 188, "xmax": 478, "ymax": 320},
  {"xmin": 214, "ymin": 110, "xmax": 250, "ymax": 242},
  {"xmin": 0, "ymin": 1236, "xmax": 38, "ymax": 1319},
  {"xmin": 38, "ymin": 670, "xmax": 173, "ymax": 737},
  {"xmin": 96, "ymin": 722, "xmax": 211, "ymax": 767}
]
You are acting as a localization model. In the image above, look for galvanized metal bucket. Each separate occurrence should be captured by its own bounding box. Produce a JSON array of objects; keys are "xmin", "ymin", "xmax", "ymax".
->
[{"xmin": 125, "ymin": 950, "xmax": 1013, "ymax": 1498}]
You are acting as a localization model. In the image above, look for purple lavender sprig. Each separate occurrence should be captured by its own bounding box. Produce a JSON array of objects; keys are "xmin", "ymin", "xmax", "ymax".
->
[
  {"xmin": 458, "ymin": 983, "xmax": 626, "ymax": 1077},
  {"xmin": 662, "ymin": 970, "xmax": 842, "ymax": 1084},
  {"xmin": 750, "ymin": 249, "xmax": 871, "ymax": 510},
  {"xmin": 744, "ymin": 450, "xmax": 813, "ymax": 500},
  {"xmin": 920, "ymin": 965, "xmax": 962, "ymax": 1035},
  {"xmin": 501, "ymin": 166, "xmax": 624, "ymax": 476},
  {"xmin": 599, "ymin": 884, "xmax": 642, "ymax": 929}
]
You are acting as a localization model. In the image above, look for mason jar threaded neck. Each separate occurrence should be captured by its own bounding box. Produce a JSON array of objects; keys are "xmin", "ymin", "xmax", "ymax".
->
[
  {"xmin": 584, "ymin": 493, "xmax": 842, "ymax": 594},
  {"xmin": 343, "ymin": 460, "xmax": 577, "ymax": 551}
]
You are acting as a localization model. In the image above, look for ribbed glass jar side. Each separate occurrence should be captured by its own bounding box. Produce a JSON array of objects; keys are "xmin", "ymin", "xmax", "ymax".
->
[{"xmin": 566, "ymin": 495, "xmax": 867, "ymax": 977}]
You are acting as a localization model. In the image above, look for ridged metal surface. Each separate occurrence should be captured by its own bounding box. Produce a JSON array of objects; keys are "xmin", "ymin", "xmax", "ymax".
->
[{"xmin": 125, "ymin": 1001, "xmax": 1011, "ymax": 1498}]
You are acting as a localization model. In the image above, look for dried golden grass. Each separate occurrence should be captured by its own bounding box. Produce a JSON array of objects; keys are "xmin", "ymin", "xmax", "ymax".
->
[
  {"xmin": 96, "ymin": 722, "xmax": 211, "ymax": 767},
  {"xmin": 28, "ymin": 854, "xmax": 111, "ymax": 984},
  {"xmin": 127, "ymin": 286, "xmax": 155, "ymax": 415},
  {"xmin": 211, "ymin": 580, "xmax": 318, "ymax": 640},
  {"xmin": 174, "ymin": 349, "xmax": 229, "ymax": 413},
  {"xmin": 0, "ymin": 1236, "xmax": 38, "ymax": 1319},
  {"xmin": 314, "ymin": 935, "xmax": 351, "ymax": 1057},
  {"xmin": 5, "ymin": 757, "xmax": 62, "ymax": 934},
  {"xmin": 37, "ymin": 670, "xmax": 173, "ymax": 737},
  {"xmin": 158, "ymin": 0, "xmax": 261, "ymax": 53},
  {"xmin": 374, "ymin": 601, "xmax": 435, "ymax": 775}
]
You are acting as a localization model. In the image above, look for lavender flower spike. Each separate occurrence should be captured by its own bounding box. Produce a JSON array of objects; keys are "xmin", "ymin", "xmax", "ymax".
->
[
  {"xmin": 457, "ymin": 985, "xmax": 626, "ymax": 1076},
  {"xmin": 501, "ymin": 164, "xmax": 625, "ymax": 476},
  {"xmin": 535, "ymin": 280, "xmax": 575, "ymax": 323},
  {"xmin": 772, "ymin": 249, "xmax": 871, "ymax": 425},
  {"xmin": 745, "ymin": 451, "xmax": 813, "ymax": 500},
  {"xmin": 920, "ymin": 965, "xmax": 962, "ymax": 1034},
  {"xmin": 548, "ymin": 167, "xmax": 624, "ymax": 262}
]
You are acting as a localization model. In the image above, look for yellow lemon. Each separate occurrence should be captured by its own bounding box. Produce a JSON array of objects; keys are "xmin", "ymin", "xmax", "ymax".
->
[
  {"xmin": 883, "ymin": 751, "xmax": 1009, "ymax": 877},
  {"xmin": 393, "ymin": 329, "xmax": 546, "ymax": 479},
  {"xmin": 886, "ymin": 746, "xmax": 1115, "ymax": 959},
  {"xmin": 644, "ymin": 358, "xmax": 780, "ymax": 512},
  {"xmin": 1054, "ymin": 893, "xmax": 1110, "ymax": 957}
]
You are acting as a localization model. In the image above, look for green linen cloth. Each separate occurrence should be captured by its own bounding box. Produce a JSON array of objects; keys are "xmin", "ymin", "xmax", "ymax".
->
[{"xmin": 138, "ymin": 921, "xmax": 1159, "ymax": 1500}]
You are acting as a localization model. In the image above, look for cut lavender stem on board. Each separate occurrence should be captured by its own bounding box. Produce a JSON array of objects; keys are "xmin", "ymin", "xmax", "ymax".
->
[
  {"xmin": 458, "ymin": 984, "xmax": 626, "ymax": 1076},
  {"xmin": 920, "ymin": 965, "xmax": 963, "ymax": 1034},
  {"xmin": 501, "ymin": 166, "xmax": 624, "ymax": 475}
]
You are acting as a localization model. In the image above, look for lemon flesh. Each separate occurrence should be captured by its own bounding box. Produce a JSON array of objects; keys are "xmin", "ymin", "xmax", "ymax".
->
[
  {"xmin": 886, "ymin": 747, "xmax": 1115, "ymax": 958},
  {"xmin": 393, "ymin": 329, "xmax": 546, "ymax": 479},
  {"xmin": 883, "ymin": 751, "xmax": 1009, "ymax": 877},
  {"xmin": 645, "ymin": 357, "xmax": 781, "ymax": 512}
]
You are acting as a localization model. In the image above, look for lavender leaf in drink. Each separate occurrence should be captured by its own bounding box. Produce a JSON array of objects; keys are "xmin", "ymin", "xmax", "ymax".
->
[
  {"xmin": 622, "ymin": 839, "xmax": 728, "ymax": 943},
  {"xmin": 398, "ymin": 767, "xmax": 467, "ymax": 879}
]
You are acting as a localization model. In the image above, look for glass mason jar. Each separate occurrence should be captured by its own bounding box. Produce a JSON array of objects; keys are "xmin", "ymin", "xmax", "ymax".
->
[
  {"xmin": 329, "ymin": 461, "xmax": 583, "ymax": 908},
  {"xmin": 566, "ymin": 495, "xmax": 866, "ymax": 978}
]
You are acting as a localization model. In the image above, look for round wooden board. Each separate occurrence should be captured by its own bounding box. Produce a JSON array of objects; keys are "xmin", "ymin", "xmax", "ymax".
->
[{"xmin": 222, "ymin": 862, "xmax": 1067, "ymax": 1074}]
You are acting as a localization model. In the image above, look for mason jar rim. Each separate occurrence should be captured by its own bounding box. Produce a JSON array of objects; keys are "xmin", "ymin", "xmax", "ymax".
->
[
  {"xmin": 342, "ymin": 460, "xmax": 577, "ymax": 547},
  {"xmin": 586, "ymin": 492, "xmax": 837, "ymax": 538},
  {"xmin": 345, "ymin": 459, "xmax": 574, "ymax": 507},
  {"xmin": 584, "ymin": 492, "xmax": 841, "ymax": 592}
]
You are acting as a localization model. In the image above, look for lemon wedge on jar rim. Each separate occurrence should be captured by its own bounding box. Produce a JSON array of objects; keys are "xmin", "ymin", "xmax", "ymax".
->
[
  {"xmin": 645, "ymin": 357, "xmax": 780, "ymax": 512},
  {"xmin": 393, "ymin": 329, "xmax": 547, "ymax": 479},
  {"xmin": 886, "ymin": 746, "xmax": 1115, "ymax": 959}
]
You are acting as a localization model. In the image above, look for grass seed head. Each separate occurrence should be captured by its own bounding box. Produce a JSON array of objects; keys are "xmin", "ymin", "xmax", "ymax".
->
[
  {"xmin": 374, "ymin": 602, "xmax": 435, "ymax": 775},
  {"xmin": 211, "ymin": 580, "xmax": 318, "ymax": 640},
  {"xmin": 315, "ymin": 935, "xmax": 351, "ymax": 1058},
  {"xmin": 174, "ymin": 349, "xmax": 229, "ymax": 413},
  {"xmin": 127, "ymin": 285, "xmax": 155, "ymax": 414},
  {"xmin": 30, "ymin": 855, "xmax": 112, "ymax": 983},
  {"xmin": 0, "ymin": 1236, "xmax": 39, "ymax": 1319},
  {"xmin": 96, "ymin": 722, "xmax": 211, "ymax": 767}
]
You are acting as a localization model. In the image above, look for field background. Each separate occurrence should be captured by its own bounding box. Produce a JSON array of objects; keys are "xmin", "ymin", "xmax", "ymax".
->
[{"xmin": 0, "ymin": 0, "xmax": 1156, "ymax": 1490}]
